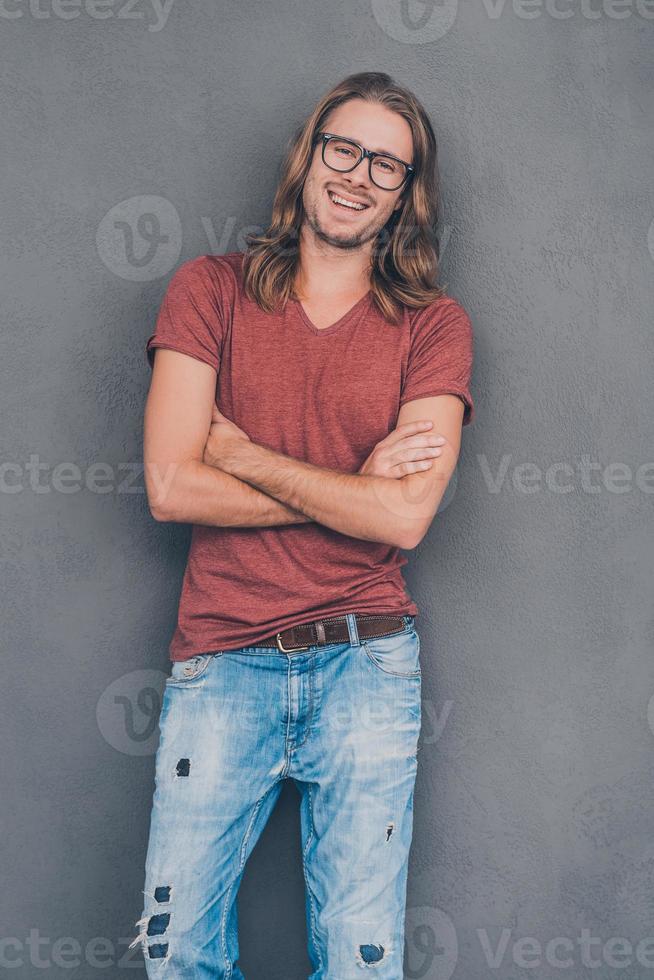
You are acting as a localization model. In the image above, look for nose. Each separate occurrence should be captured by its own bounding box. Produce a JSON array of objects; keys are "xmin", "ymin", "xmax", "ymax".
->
[{"xmin": 342, "ymin": 156, "xmax": 372, "ymax": 189}]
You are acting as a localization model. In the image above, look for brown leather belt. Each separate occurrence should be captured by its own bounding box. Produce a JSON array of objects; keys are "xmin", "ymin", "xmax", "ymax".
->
[{"xmin": 256, "ymin": 613, "xmax": 410, "ymax": 653}]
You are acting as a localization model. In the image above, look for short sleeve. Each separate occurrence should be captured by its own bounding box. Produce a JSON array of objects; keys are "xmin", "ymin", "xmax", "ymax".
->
[
  {"xmin": 400, "ymin": 297, "xmax": 475, "ymax": 426},
  {"xmin": 145, "ymin": 256, "xmax": 226, "ymax": 373}
]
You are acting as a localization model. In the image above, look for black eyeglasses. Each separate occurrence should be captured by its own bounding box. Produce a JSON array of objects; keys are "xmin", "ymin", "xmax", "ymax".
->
[{"xmin": 314, "ymin": 131, "xmax": 415, "ymax": 191}]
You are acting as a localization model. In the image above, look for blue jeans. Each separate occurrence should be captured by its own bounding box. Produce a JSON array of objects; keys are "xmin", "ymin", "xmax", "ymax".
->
[{"xmin": 131, "ymin": 614, "xmax": 422, "ymax": 979}]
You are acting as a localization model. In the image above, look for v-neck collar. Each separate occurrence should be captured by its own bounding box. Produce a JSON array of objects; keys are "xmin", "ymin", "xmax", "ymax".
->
[{"xmin": 292, "ymin": 290, "xmax": 372, "ymax": 337}]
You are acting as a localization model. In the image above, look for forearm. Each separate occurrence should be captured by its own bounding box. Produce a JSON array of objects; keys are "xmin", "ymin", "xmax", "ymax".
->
[
  {"xmin": 222, "ymin": 442, "xmax": 416, "ymax": 548},
  {"xmin": 145, "ymin": 458, "xmax": 312, "ymax": 527}
]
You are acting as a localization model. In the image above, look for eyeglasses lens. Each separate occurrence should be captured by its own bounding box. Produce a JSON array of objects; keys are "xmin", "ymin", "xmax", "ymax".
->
[{"xmin": 322, "ymin": 138, "xmax": 407, "ymax": 190}]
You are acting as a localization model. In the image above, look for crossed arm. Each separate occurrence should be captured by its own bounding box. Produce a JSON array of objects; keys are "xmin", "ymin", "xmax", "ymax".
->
[{"xmin": 144, "ymin": 349, "xmax": 465, "ymax": 550}]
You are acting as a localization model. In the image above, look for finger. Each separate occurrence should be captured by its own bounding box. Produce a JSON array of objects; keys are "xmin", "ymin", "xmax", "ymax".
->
[
  {"xmin": 388, "ymin": 459, "xmax": 433, "ymax": 478},
  {"xmin": 397, "ymin": 434, "xmax": 446, "ymax": 449},
  {"xmin": 395, "ymin": 419, "xmax": 433, "ymax": 434},
  {"xmin": 401, "ymin": 419, "xmax": 433, "ymax": 427},
  {"xmin": 396, "ymin": 447, "xmax": 443, "ymax": 463},
  {"xmin": 382, "ymin": 419, "xmax": 433, "ymax": 447}
]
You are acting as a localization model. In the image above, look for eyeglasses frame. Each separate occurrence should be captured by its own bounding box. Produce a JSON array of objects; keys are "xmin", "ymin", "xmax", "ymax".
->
[{"xmin": 313, "ymin": 131, "xmax": 416, "ymax": 191}]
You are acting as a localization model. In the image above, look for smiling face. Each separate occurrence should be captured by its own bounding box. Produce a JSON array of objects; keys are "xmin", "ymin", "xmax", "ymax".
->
[{"xmin": 301, "ymin": 98, "xmax": 414, "ymax": 251}]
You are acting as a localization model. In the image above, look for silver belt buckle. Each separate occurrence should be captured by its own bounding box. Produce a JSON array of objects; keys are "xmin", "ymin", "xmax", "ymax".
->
[{"xmin": 276, "ymin": 631, "xmax": 311, "ymax": 653}]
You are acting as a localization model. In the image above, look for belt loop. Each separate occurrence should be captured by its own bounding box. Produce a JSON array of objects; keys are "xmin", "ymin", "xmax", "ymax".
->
[{"xmin": 346, "ymin": 613, "xmax": 360, "ymax": 647}]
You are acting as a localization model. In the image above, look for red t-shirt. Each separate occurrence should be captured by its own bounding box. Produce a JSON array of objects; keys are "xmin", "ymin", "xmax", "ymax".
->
[{"xmin": 145, "ymin": 251, "xmax": 475, "ymax": 660}]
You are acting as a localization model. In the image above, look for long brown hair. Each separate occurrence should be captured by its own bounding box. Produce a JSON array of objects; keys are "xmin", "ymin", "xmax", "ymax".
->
[{"xmin": 242, "ymin": 71, "xmax": 446, "ymax": 324}]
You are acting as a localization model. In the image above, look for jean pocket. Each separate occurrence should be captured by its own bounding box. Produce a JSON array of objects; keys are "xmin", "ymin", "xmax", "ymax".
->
[
  {"xmin": 362, "ymin": 628, "xmax": 421, "ymax": 677},
  {"xmin": 166, "ymin": 652, "xmax": 217, "ymax": 685}
]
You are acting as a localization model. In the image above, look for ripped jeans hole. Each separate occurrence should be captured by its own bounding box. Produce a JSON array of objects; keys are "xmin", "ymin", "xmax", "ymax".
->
[
  {"xmin": 357, "ymin": 942, "xmax": 385, "ymax": 966},
  {"xmin": 128, "ymin": 908, "xmax": 172, "ymax": 955},
  {"xmin": 147, "ymin": 912, "xmax": 170, "ymax": 937}
]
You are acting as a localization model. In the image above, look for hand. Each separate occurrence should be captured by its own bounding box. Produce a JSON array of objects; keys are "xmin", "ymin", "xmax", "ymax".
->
[
  {"xmin": 203, "ymin": 404, "xmax": 251, "ymax": 470},
  {"xmin": 358, "ymin": 420, "xmax": 446, "ymax": 479}
]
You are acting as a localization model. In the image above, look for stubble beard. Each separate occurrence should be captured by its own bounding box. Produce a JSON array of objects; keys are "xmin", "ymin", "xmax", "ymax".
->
[{"xmin": 302, "ymin": 184, "xmax": 392, "ymax": 253}]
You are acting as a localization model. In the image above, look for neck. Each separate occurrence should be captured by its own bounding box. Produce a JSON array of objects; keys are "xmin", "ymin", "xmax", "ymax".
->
[{"xmin": 294, "ymin": 224, "xmax": 372, "ymax": 301}]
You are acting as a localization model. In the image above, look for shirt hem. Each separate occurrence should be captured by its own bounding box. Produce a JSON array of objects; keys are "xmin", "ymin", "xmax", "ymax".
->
[
  {"xmin": 399, "ymin": 387, "xmax": 474, "ymax": 424},
  {"xmin": 146, "ymin": 340, "xmax": 219, "ymax": 373},
  {"xmin": 168, "ymin": 603, "xmax": 420, "ymax": 661}
]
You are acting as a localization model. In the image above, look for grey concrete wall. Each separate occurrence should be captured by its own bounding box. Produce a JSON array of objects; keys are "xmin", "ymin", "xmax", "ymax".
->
[{"xmin": 1, "ymin": 2, "xmax": 653, "ymax": 978}]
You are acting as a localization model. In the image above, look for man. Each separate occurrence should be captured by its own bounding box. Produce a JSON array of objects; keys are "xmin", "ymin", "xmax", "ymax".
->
[{"xmin": 131, "ymin": 71, "xmax": 474, "ymax": 978}]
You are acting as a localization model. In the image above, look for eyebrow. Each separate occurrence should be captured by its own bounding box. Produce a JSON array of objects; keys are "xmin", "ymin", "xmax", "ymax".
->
[{"xmin": 339, "ymin": 133, "xmax": 406, "ymax": 159}]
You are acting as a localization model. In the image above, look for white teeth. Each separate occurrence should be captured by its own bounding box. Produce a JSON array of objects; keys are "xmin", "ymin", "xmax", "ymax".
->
[{"xmin": 329, "ymin": 191, "xmax": 367, "ymax": 211}]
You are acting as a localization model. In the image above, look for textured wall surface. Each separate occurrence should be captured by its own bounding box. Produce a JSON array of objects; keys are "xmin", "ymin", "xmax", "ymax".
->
[{"xmin": 1, "ymin": 2, "xmax": 653, "ymax": 978}]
